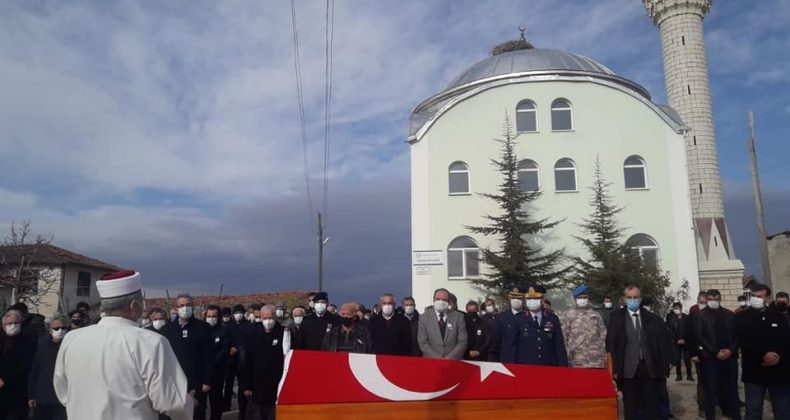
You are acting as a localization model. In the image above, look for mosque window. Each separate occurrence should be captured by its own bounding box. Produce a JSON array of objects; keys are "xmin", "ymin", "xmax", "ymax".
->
[
  {"xmin": 448, "ymin": 236, "xmax": 480, "ymax": 279},
  {"xmin": 624, "ymin": 155, "xmax": 648, "ymax": 189},
  {"xmin": 626, "ymin": 234, "xmax": 660, "ymax": 269},
  {"xmin": 516, "ymin": 100, "xmax": 538, "ymax": 132},
  {"xmin": 551, "ymin": 99, "xmax": 573, "ymax": 131},
  {"xmin": 554, "ymin": 158, "xmax": 577, "ymax": 192},
  {"xmin": 448, "ymin": 161, "xmax": 470, "ymax": 195},
  {"xmin": 518, "ymin": 159, "xmax": 540, "ymax": 192}
]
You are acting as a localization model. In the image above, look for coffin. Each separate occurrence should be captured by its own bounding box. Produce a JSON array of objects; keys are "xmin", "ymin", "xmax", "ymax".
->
[{"xmin": 277, "ymin": 350, "xmax": 617, "ymax": 419}]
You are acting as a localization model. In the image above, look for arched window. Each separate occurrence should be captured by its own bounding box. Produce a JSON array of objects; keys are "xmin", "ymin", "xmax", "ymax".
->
[
  {"xmin": 518, "ymin": 159, "xmax": 540, "ymax": 192},
  {"xmin": 448, "ymin": 236, "xmax": 480, "ymax": 279},
  {"xmin": 551, "ymin": 99, "xmax": 573, "ymax": 131},
  {"xmin": 448, "ymin": 161, "xmax": 470, "ymax": 194},
  {"xmin": 516, "ymin": 100, "xmax": 537, "ymax": 132},
  {"xmin": 554, "ymin": 158, "xmax": 577, "ymax": 192},
  {"xmin": 624, "ymin": 155, "xmax": 647, "ymax": 189},
  {"xmin": 626, "ymin": 234, "xmax": 659, "ymax": 269}
]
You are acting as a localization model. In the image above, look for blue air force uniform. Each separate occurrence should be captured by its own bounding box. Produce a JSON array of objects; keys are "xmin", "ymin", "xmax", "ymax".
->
[{"xmin": 505, "ymin": 310, "xmax": 568, "ymax": 366}]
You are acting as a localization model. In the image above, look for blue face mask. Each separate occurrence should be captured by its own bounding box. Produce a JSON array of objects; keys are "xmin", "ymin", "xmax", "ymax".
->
[{"xmin": 626, "ymin": 298, "xmax": 641, "ymax": 311}]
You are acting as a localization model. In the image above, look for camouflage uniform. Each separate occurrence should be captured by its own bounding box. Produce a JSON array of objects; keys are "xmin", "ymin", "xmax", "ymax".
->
[{"xmin": 562, "ymin": 307, "xmax": 607, "ymax": 368}]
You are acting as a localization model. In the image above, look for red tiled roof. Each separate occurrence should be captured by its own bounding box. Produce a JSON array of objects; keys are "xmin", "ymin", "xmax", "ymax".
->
[
  {"xmin": 144, "ymin": 291, "xmax": 313, "ymax": 310},
  {"xmin": 0, "ymin": 244, "xmax": 122, "ymax": 271}
]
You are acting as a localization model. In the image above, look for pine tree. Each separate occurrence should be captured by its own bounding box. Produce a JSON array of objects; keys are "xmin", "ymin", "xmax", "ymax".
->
[
  {"xmin": 468, "ymin": 115, "xmax": 569, "ymax": 296},
  {"xmin": 571, "ymin": 157, "xmax": 671, "ymax": 302}
]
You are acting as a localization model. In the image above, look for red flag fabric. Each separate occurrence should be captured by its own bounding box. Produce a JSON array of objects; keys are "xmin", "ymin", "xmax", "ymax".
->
[{"xmin": 277, "ymin": 350, "xmax": 616, "ymax": 405}]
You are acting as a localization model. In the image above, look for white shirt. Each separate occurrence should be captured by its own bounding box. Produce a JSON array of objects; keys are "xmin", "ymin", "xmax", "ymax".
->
[
  {"xmin": 529, "ymin": 311, "xmax": 543, "ymax": 325},
  {"xmin": 54, "ymin": 317, "xmax": 193, "ymax": 420},
  {"xmin": 629, "ymin": 309, "xmax": 642, "ymax": 330}
]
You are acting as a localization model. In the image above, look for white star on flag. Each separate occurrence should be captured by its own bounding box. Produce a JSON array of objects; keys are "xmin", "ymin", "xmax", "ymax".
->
[{"xmin": 461, "ymin": 360, "xmax": 515, "ymax": 382}]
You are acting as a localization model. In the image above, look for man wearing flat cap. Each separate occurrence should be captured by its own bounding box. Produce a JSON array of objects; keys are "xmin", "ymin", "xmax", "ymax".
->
[
  {"xmin": 53, "ymin": 270, "xmax": 193, "ymax": 419},
  {"xmin": 563, "ymin": 285, "xmax": 607, "ymax": 368},
  {"xmin": 300, "ymin": 292, "xmax": 339, "ymax": 351},
  {"xmin": 503, "ymin": 286, "xmax": 568, "ymax": 366}
]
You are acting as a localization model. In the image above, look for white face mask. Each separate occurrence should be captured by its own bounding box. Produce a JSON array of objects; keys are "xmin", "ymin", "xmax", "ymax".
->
[
  {"xmin": 673, "ymin": 309, "xmax": 682, "ymax": 315},
  {"xmin": 178, "ymin": 306, "xmax": 193, "ymax": 319},
  {"xmin": 381, "ymin": 304, "xmax": 394, "ymax": 316},
  {"xmin": 223, "ymin": 316, "xmax": 231, "ymax": 323},
  {"xmin": 262, "ymin": 319, "xmax": 275, "ymax": 330},
  {"xmin": 434, "ymin": 300, "xmax": 449, "ymax": 313},
  {"xmin": 604, "ymin": 302, "xmax": 613, "ymax": 309},
  {"xmin": 3, "ymin": 324, "xmax": 21, "ymax": 336},
  {"xmin": 749, "ymin": 296, "xmax": 765, "ymax": 310},
  {"xmin": 152, "ymin": 320, "xmax": 166, "ymax": 330},
  {"xmin": 526, "ymin": 299, "xmax": 542, "ymax": 312},
  {"xmin": 275, "ymin": 309, "xmax": 284, "ymax": 318},
  {"xmin": 510, "ymin": 299, "xmax": 523, "ymax": 311},
  {"xmin": 485, "ymin": 305, "xmax": 495, "ymax": 313},
  {"xmin": 314, "ymin": 302, "xmax": 327, "ymax": 315},
  {"xmin": 707, "ymin": 301, "xmax": 720, "ymax": 310},
  {"xmin": 739, "ymin": 301, "xmax": 747, "ymax": 307},
  {"xmin": 404, "ymin": 305, "xmax": 415, "ymax": 315},
  {"xmin": 697, "ymin": 303, "xmax": 707, "ymax": 310},
  {"xmin": 576, "ymin": 298, "xmax": 589, "ymax": 308},
  {"xmin": 51, "ymin": 328, "xmax": 66, "ymax": 341},
  {"xmin": 293, "ymin": 316, "xmax": 304, "ymax": 325},
  {"xmin": 206, "ymin": 317, "xmax": 218, "ymax": 326},
  {"xmin": 140, "ymin": 319, "xmax": 152, "ymax": 328},
  {"xmin": 254, "ymin": 317, "xmax": 262, "ymax": 323},
  {"xmin": 233, "ymin": 313, "xmax": 244, "ymax": 322}
]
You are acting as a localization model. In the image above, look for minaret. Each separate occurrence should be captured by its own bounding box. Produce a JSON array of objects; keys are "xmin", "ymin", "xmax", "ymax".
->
[{"xmin": 643, "ymin": 0, "xmax": 744, "ymax": 306}]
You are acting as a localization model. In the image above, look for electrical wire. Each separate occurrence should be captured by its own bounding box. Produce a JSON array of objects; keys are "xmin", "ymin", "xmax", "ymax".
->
[{"xmin": 290, "ymin": 0, "xmax": 315, "ymax": 222}]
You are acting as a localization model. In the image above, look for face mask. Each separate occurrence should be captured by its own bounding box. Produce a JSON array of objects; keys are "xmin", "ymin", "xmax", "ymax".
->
[
  {"xmin": 341, "ymin": 317, "xmax": 354, "ymax": 327},
  {"xmin": 293, "ymin": 316, "xmax": 304, "ymax": 325},
  {"xmin": 170, "ymin": 314, "xmax": 177, "ymax": 322},
  {"xmin": 485, "ymin": 305, "xmax": 495, "ymax": 313},
  {"xmin": 604, "ymin": 302, "xmax": 613, "ymax": 309},
  {"xmin": 576, "ymin": 298, "xmax": 589, "ymax": 308},
  {"xmin": 434, "ymin": 300, "xmax": 449, "ymax": 313},
  {"xmin": 404, "ymin": 305, "xmax": 415, "ymax": 315},
  {"xmin": 101, "ymin": 312, "xmax": 107, "ymax": 319},
  {"xmin": 51, "ymin": 328, "xmax": 66, "ymax": 341},
  {"xmin": 673, "ymin": 309, "xmax": 682, "ymax": 315},
  {"xmin": 467, "ymin": 311, "xmax": 478, "ymax": 319},
  {"xmin": 750, "ymin": 296, "xmax": 765, "ymax": 310},
  {"xmin": 314, "ymin": 302, "xmax": 327, "ymax": 315},
  {"xmin": 739, "ymin": 301, "xmax": 747, "ymax": 308},
  {"xmin": 141, "ymin": 319, "xmax": 152, "ymax": 328},
  {"xmin": 206, "ymin": 317, "xmax": 218, "ymax": 326},
  {"xmin": 276, "ymin": 309, "xmax": 284, "ymax": 318},
  {"xmin": 697, "ymin": 303, "xmax": 707, "ymax": 310},
  {"xmin": 152, "ymin": 320, "xmax": 166, "ymax": 330},
  {"xmin": 381, "ymin": 304, "xmax": 394, "ymax": 316},
  {"xmin": 254, "ymin": 317, "xmax": 262, "ymax": 323},
  {"xmin": 178, "ymin": 306, "xmax": 193, "ymax": 319},
  {"xmin": 234, "ymin": 313, "xmax": 244, "ymax": 322},
  {"xmin": 3, "ymin": 324, "xmax": 21, "ymax": 336},
  {"xmin": 510, "ymin": 299, "xmax": 524, "ymax": 311},
  {"xmin": 777, "ymin": 302, "xmax": 788, "ymax": 309},
  {"xmin": 626, "ymin": 298, "xmax": 641, "ymax": 312},
  {"xmin": 223, "ymin": 316, "xmax": 231, "ymax": 323},
  {"xmin": 262, "ymin": 319, "xmax": 275, "ymax": 330},
  {"xmin": 526, "ymin": 299, "xmax": 542, "ymax": 312},
  {"xmin": 707, "ymin": 300, "xmax": 720, "ymax": 310}
]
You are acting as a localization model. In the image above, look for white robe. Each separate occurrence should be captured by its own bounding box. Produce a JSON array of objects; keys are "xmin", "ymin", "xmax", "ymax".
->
[{"xmin": 54, "ymin": 316, "xmax": 194, "ymax": 420}]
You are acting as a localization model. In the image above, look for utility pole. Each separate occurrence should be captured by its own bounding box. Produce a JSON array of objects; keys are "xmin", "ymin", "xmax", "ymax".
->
[
  {"xmin": 747, "ymin": 111, "xmax": 772, "ymax": 288},
  {"xmin": 317, "ymin": 213, "xmax": 325, "ymax": 292}
]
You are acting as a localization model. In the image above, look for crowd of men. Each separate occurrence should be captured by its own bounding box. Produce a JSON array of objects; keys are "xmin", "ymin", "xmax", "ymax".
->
[{"xmin": 1, "ymin": 270, "xmax": 788, "ymax": 420}]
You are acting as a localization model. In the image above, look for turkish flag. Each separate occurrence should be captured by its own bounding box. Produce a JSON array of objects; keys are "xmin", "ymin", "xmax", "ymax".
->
[{"xmin": 277, "ymin": 350, "xmax": 616, "ymax": 405}]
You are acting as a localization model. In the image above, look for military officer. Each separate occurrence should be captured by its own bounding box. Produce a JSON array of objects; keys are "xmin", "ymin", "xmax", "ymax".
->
[
  {"xmin": 563, "ymin": 285, "xmax": 607, "ymax": 368},
  {"xmin": 504, "ymin": 286, "xmax": 568, "ymax": 366},
  {"xmin": 494, "ymin": 288, "xmax": 525, "ymax": 363}
]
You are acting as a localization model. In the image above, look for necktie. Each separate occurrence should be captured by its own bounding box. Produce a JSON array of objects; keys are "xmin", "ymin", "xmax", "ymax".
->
[
  {"xmin": 438, "ymin": 313, "xmax": 446, "ymax": 339},
  {"xmin": 534, "ymin": 315, "xmax": 539, "ymax": 326},
  {"xmin": 633, "ymin": 313, "xmax": 643, "ymax": 359}
]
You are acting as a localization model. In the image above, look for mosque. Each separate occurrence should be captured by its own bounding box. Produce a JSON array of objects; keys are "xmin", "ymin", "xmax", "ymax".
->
[{"xmin": 408, "ymin": 0, "xmax": 744, "ymax": 309}]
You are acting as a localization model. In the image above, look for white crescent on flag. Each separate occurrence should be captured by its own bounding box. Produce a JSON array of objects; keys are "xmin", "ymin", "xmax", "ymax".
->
[{"xmin": 348, "ymin": 353, "xmax": 459, "ymax": 401}]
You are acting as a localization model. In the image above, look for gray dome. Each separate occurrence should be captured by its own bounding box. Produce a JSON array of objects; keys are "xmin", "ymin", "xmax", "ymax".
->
[{"xmin": 446, "ymin": 48, "xmax": 615, "ymax": 90}]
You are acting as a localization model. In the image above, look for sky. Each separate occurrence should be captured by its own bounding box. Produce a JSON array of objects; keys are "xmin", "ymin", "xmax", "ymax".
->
[{"xmin": 1, "ymin": 0, "xmax": 789, "ymax": 307}]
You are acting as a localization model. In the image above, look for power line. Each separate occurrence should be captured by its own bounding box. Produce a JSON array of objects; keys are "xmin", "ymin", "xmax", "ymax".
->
[
  {"xmin": 322, "ymin": 0, "xmax": 335, "ymax": 232},
  {"xmin": 290, "ymin": 0, "xmax": 314, "ymax": 221}
]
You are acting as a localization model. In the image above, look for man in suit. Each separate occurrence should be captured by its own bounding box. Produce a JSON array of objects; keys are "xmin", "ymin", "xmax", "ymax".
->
[
  {"xmin": 300, "ymin": 292, "xmax": 339, "ymax": 351},
  {"xmin": 368, "ymin": 293, "xmax": 412, "ymax": 356},
  {"xmin": 606, "ymin": 285, "xmax": 673, "ymax": 420},
  {"xmin": 464, "ymin": 301, "xmax": 490, "ymax": 361},
  {"xmin": 401, "ymin": 297, "xmax": 421, "ymax": 357},
  {"xmin": 694, "ymin": 289, "xmax": 741, "ymax": 420},
  {"xmin": 665, "ymin": 302, "xmax": 694, "ymax": 381},
  {"xmin": 493, "ymin": 288, "xmax": 525, "ymax": 363},
  {"xmin": 417, "ymin": 288, "xmax": 467, "ymax": 360},
  {"xmin": 504, "ymin": 286, "xmax": 567, "ymax": 367}
]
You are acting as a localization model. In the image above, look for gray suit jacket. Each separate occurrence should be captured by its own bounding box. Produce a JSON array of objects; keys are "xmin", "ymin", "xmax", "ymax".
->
[{"xmin": 417, "ymin": 308, "xmax": 468, "ymax": 360}]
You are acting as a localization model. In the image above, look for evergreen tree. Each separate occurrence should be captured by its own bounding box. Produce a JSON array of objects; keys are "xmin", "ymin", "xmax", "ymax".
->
[
  {"xmin": 468, "ymin": 115, "xmax": 569, "ymax": 296},
  {"xmin": 571, "ymin": 157, "xmax": 671, "ymax": 302}
]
